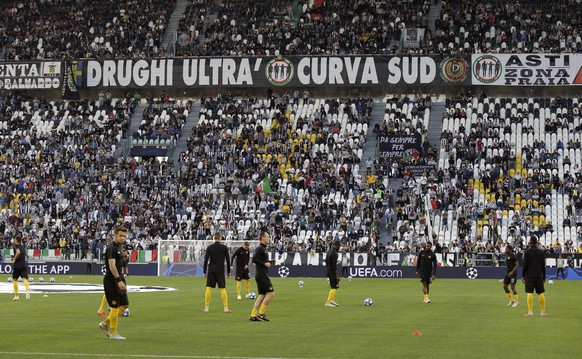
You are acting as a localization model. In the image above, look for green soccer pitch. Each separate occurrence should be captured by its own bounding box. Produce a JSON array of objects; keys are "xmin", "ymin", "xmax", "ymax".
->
[{"xmin": 1, "ymin": 275, "xmax": 581, "ymax": 359}]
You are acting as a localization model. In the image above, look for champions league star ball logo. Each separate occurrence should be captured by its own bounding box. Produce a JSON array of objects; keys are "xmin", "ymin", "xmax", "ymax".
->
[
  {"xmin": 278, "ymin": 266, "xmax": 290, "ymax": 278},
  {"xmin": 265, "ymin": 56, "xmax": 294, "ymax": 86},
  {"xmin": 466, "ymin": 267, "xmax": 478, "ymax": 279}
]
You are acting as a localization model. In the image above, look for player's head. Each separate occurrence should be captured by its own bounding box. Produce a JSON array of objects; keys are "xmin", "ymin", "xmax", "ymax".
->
[
  {"xmin": 243, "ymin": 241, "xmax": 249, "ymax": 249},
  {"xmin": 505, "ymin": 245, "xmax": 513, "ymax": 254},
  {"xmin": 425, "ymin": 241, "xmax": 433, "ymax": 250},
  {"xmin": 529, "ymin": 235, "xmax": 538, "ymax": 248},
  {"xmin": 333, "ymin": 240, "xmax": 341, "ymax": 249},
  {"xmin": 214, "ymin": 232, "xmax": 223, "ymax": 242},
  {"xmin": 13, "ymin": 236, "xmax": 21, "ymax": 244},
  {"xmin": 114, "ymin": 225, "xmax": 127, "ymax": 244},
  {"xmin": 259, "ymin": 231, "xmax": 270, "ymax": 245}
]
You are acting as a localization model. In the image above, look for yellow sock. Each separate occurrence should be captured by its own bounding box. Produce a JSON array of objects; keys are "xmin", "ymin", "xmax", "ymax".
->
[
  {"xmin": 204, "ymin": 287, "xmax": 212, "ymax": 307},
  {"xmin": 330, "ymin": 289, "xmax": 337, "ymax": 302},
  {"xmin": 539, "ymin": 293, "xmax": 546, "ymax": 313},
  {"xmin": 109, "ymin": 308, "xmax": 119, "ymax": 335},
  {"xmin": 326, "ymin": 289, "xmax": 334, "ymax": 304},
  {"xmin": 236, "ymin": 281, "xmax": 241, "ymax": 296},
  {"xmin": 506, "ymin": 292, "xmax": 512, "ymax": 300},
  {"xmin": 245, "ymin": 280, "xmax": 251, "ymax": 295},
  {"xmin": 251, "ymin": 308, "xmax": 258, "ymax": 317},
  {"xmin": 259, "ymin": 304, "xmax": 268, "ymax": 315},
  {"xmin": 23, "ymin": 279, "xmax": 30, "ymax": 291},
  {"xmin": 527, "ymin": 293, "xmax": 534, "ymax": 313},
  {"xmin": 104, "ymin": 310, "xmax": 112, "ymax": 325},
  {"xmin": 423, "ymin": 294, "xmax": 428, "ymax": 300},
  {"xmin": 513, "ymin": 293, "xmax": 519, "ymax": 302},
  {"xmin": 99, "ymin": 294, "xmax": 108, "ymax": 312},
  {"xmin": 12, "ymin": 280, "xmax": 18, "ymax": 296},
  {"xmin": 220, "ymin": 288, "xmax": 228, "ymax": 309}
]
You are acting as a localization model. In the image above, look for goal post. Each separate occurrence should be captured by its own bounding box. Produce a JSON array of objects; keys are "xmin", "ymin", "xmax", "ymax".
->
[{"xmin": 157, "ymin": 239, "xmax": 260, "ymax": 276}]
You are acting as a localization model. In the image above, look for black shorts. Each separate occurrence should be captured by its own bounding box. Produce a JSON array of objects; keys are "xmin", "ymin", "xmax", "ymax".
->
[
  {"xmin": 503, "ymin": 274, "xmax": 517, "ymax": 285},
  {"xmin": 206, "ymin": 272, "xmax": 226, "ymax": 288},
  {"xmin": 235, "ymin": 267, "xmax": 250, "ymax": 281},
  {"xmin": 327, "ymin": 272, "xmax": 339, "ymax": 289},
  {"xmin": 12, "ymin": 264, "xmax": 28, "ymax": 279},
  {"xmin": 524, "ymin": 278, "xmax": 545, "ymax": 294},
  {"xmin": 255, "ymin": 275, "xmax": 274, "ymax": 295},
  {"xmin": 103, "ymin": 276, "xmax": 129, "ymax": 308},
  {"xmin": 419, "ymin": 274, "xmax": 432, "ymax": 284}
]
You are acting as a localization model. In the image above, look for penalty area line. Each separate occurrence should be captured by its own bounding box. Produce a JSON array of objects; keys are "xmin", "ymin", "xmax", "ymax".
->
[{"xmin": 0, "ymin": 352, "xmax": 309, "ymax": 359}]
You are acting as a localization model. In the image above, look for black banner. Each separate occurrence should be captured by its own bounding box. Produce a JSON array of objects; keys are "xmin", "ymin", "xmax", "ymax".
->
[
  {"xmin": 61, "ymin": 60, "xmax": 80, "ymax": 100},
  {"xmin": 75, "ymin": 55, "xmax": 472, "ymax": 88},
  {"xmin": 405, "ymin": 165, "xmax": 436, "ymax": 176},
  {"xmin": 378, "ymin": 134, "xmax": 422, "ymax": 160}
]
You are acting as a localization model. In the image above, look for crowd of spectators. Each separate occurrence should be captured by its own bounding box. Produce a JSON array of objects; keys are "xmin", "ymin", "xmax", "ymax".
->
[{"xmin": 0, "ymin": 0, "xmax": 175, "ymax": 61}]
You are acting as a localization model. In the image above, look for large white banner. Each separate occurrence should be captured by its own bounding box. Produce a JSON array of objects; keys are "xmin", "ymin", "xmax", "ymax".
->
[{"xmin": 471, "ymin": 54, "xmax": 582, "ymax": 86}]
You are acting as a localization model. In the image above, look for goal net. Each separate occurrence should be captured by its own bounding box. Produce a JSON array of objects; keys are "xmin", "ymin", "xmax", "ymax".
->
[{"xmin": 157, "ymin": 239, "xmax": 260, "ymax": 276}]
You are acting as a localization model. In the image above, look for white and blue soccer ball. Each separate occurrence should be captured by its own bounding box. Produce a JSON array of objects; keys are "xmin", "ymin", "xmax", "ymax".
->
[
  {"xmin": 364, "ymin": 298, "xmax": 374, "ymax": 306},
  {"xmin": 7, "ymin": 277, "xmax": 12, "ymax": 283},
  {"xmin": 348, "ymin": 276, "xmax": 353, "ymax": 281},
  {"xmin": 29, "ymin": 277, "xmax": 34, "ymax": 283},
  {"xmin": 248, "ymin": 292, "xmax": 257, "ymax": 299},
  {"xmin": 121, "ymin": 308, "xmax": 131, "ymax": 317},
  {"xmin": 38, "ymin": 277, "xmax": 45, "ymax": 282},
  {"xmin": 298, "ymin": 280, "xmax": 304, "ymax": 287},
  {"xmin": 50, "ymin": 277, "xmax": 55, "ymax": 282},
  {"xmin": 18, "ymin": 277, "xmax": 23, "ymax": 282},
  {"xmin": 278, "ymin": 266, "xmax": 290, "ymax": 278},
  {"xmin": 548, "ymin": 279, "xmax": 554, "ymax": 285}
]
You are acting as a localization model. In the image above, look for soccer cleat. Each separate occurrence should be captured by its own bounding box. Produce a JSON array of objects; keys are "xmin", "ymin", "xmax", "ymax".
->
[
  {"xmin": 422, "ymin": 298, "xmax": 431, "ymax": 304},
  {"xmin": 26, "ymin": 291, "xmax": 30, "ymax": 300},
  {"xmin": 511, "ymin": 301, "xmax": 519, "ymax": 308},
  {"xmin": 224, "ymin": 308, "xmax": 232, "ymax": 313},
  {"xmin": 507, "ymin": 300, "xmax": 515, "ymax": 307},
  {"xmin": 257, "ymin": 314, "xmax": 270, "ymax": 321},
  {"xmin": 97, "ymin": 310, "xmax": 107, "ymax": 317},
  {"xmin": 329, "ymin": 300, "xmax": 339, "ymax": 306},
  {"xmin": 249, "ymin": 316, "xmax": 260, "ymax": 321},
  {"xmin": 540, "ymin": 312, "xmax": 549, "ymax": 317},
  {"xmin": 98, "ymin": 322, "xmax": 110, "ymax": 337},
  {"xmin": 203, "ymin": 307, "xmax": 209, "ymax": 313},
  {"xmin": 109, "ymin": 333, "xmax": 126, "ymax": 340},
  {"xmin": 237, "ymin": 295, "xmax": 242, "ymax": 300},
  {"xmin": 12, "ymin": 296, "xmax": 19, "ymax": 301},
  {"xmin": 245, "ymin": 293, "xmax": 251, "ymax": 298},
  {"xmin": 325, "ymin": 303, "xmax": 336, "ymax": 307},
  {"xmin": 524, "ymin": 312, "xmax": 533, "ymax": 317}
]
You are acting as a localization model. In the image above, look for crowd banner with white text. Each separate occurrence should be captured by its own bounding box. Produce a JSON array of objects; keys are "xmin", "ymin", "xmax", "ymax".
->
[
  {"xmin": 378, "ymin": 134, "xmax": 423, "ymax": 160},
  {"xmin": 471, "ymin": 54, "xmax": 582, "ymax": 86},
  {"xmin": 75, "ymin": 55, "xmax": 472, "ymax": 88},
  {"xmin": 0, "ymin": 61, "xmax": 63, "ymax": 90}
]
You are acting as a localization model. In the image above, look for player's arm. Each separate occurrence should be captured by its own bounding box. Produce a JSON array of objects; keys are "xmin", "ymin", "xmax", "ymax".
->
[
  {"xmin": 415, "ymin": 251, "xmax": 421, "ymax": 275},
  {"xmin": 521, "ymin": 251, "xmax": 528, "ymax": 282},
  {"xmin": 431, "ymin": 254, "xmax": 437, "ymax": 278},
  {"xmin": 541, "ymin": 252, "xmax": 546, "ymax": 281},
  {"xmin": 253, "ymin": 247, "xmax": 270, "ymax": 268},
  {"xmin": 509, "ymin": 257, "xmax": 519, "ymax": 277},
  {"xmin": 203, "ymin": 247, "xmax": 210, "ymax": 276},
  {"xmin": 12, "ymin": 247, "xmax": 21, "ymax": 263},
  {"xmin": 225, "ymin": 247, "xmax": 231, "ymax": 277},
  {"xmin": 108, "ymin": 257, "xmax": 126, "ymax": 291}
]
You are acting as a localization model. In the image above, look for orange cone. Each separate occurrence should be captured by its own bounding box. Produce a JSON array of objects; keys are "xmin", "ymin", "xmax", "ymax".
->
[{"xmin": 412, "ymin": 331, "xmax": 423, "ymax": 336}]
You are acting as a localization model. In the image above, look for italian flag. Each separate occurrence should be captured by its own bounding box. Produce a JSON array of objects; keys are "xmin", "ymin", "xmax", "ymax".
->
[
  {"xmin": 255, "ymin": 177, "xmax": 272, "ymax": 194},
  {"xmin": 137, "ymin": 250, "xmax": 158, "ymax": 263}
]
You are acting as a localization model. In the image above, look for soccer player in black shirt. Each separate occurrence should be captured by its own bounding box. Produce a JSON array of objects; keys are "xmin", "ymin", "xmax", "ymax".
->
[
  {"xmin": 416, "ymin": 241, "xmax": 437, "ymax": 303},
  {"xmin": 503, "ymin": 245, "xmax": 519, "ymax": 307},
  {"xmin": 98, "ymin": 226, "xmax": 129, "ymax": 340},
  {"xmin": 325, "ymin": 240, "xmax": 341, "ymax": 307},
  {"xmin": 11, "ymin": 236, "xmax": 30, "ymax": 301},
  {"xmin": 250, "ymin": 232, "xmax": 274, "ymax": 321},
  {"xmin": 203, "ymin": 232, "xmax": 231, "ymax": 313},
  {"xmin": 522, "ymin": 236, "xmax": 548, "ymax": 316},
  {"xmin": 232, "ymin": 241, "xmax": 251, "ymax": 300}
]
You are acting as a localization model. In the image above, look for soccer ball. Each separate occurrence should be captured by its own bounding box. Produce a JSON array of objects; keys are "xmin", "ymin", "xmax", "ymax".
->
[
  {"xmin": 326, "ymin": 277, "xmax": 330, "ymax": 283},
  {"xmin": 466, "ymin": 267, "xmax": 478, "ymax": 279},
  {"xmin": 364, "ymin": 298, "xmax": 374, "ymax": 306},
  {"xmin": 7, "ymin": 277, "xmax": 12, "ymax": 283},
  {"xmin": 278, "ymin": 266, "xmax": 290, "ymax": 278},
  {"xmin": 18, "ymin": 277, "xmax": 23, "ymax": 282},
  {"xmin": 348, "ymin": 276, "xmax": 353, "ymax": 281},
  {"xmin": 50, "ymin": 277, "xmax": 55, "ymax": 282},
  {"xmin": 298, "ymin": 280, "xmax": 304, "ymax": 287},
  {"xmin": 29, "ymin": 277, "xmax": 34, "ymax": 283},
  {"xmin": 248, "ymin": 292, "xmax": 257, "ymax": 299},
  {"xmin": 121, "ymin": 308, "xmax": 131, "ymax": 317},
  {"xmin": 548, "ymin": 279, "xmax": 554, "ymax": 285},
  {"xmin": 38, "ymin": 277, "xmax": 45, "ymax": 282}
]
